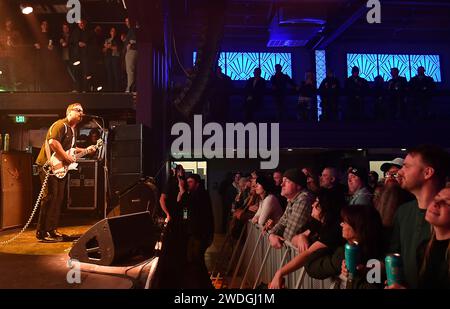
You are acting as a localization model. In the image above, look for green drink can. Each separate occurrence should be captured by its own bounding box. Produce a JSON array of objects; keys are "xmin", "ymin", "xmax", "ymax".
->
[
  {"xmin": 385, "ymin": 253, "xmax": 403, "ymax": 286},
  {"xmin": 345, "ymin": 241, "xmax": 360, "ymax": 279}
]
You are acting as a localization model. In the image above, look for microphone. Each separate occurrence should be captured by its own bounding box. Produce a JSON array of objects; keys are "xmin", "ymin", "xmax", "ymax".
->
[{"xmin": 82, "ymin": 114, "xmax": 102, "ymax": 119}]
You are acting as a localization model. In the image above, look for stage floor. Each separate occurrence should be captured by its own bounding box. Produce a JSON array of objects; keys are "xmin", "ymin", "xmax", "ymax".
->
[
  {"xmin": 0, "ymin": 216, "xmax": 152, "ymax": 289},
  {"xmin": 0, "ymin": 215, "xmax": 225, "ymax": 289}
]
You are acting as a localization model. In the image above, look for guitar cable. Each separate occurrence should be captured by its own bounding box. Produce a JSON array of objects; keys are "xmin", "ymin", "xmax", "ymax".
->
[{"xmin": 0, "ymin": 163, "xmax": 51, "ymax": 247}]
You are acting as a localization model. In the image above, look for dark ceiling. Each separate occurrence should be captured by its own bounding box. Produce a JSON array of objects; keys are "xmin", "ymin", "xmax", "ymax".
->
[
  {"xmin": 2, "ymin": 0, "xmax": 450, "ymax": 46},
  {"xmin": 171, "ymin": 0, "xmax": 450, "ymax": 46}
]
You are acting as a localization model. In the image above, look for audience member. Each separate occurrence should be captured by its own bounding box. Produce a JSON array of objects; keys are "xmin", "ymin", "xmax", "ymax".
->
[
  {"xmin": 269, "ymin": 188, "xmax": 345, "ymax": 288},
  {"xmin": 347, "ymin": 167, "xmax": 373, "ymax": 206},
  {"xmin": 268, "ymin": 168, "xmax": 314, "ymax": 248},
  {"xmin": 270, "ymin": 64, "xmax": 297, "ymax": 120},
  {"xmin": 297, "ymin": 71, "xmax": 317, "ymax": 122},
  {"xmin": 244, "ymin": 67, "xmax": 266, "ymax": 121},
  {"xmin": 387, "ymin": 67, "xmax": 408, "ymax": 120},
  {"xmin": 178, "ymin": 174, "xmax": 215, "ymax": 288},
  {"xmin": 124, "ymin": 17, "xmax": 138, "ymax": 92},
  {"xmin": 305, "ymin": 204, "xmax": 384, "ymax": 289},
  {"xmin": 409, "ymin": 66, "xmax": 435, "ymax": 120},
  {"xmin": 318, "ymin": 69, "xmax": 340, "ymax": 121},
  {"xmin": 252, "ymin": 176, "xmax": 283, "ymax": 227},
  {"xmin": 345, "ymin": 66, "xmax": 369, "ymax": 120},
  {"xmin": 389, "ymin": 145, "xmax": 449, "ymax": 288}
]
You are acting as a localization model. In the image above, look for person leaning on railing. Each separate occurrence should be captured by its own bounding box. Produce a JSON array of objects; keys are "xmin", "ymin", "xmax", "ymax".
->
[
  {"xmin": 268, "ymin": 188, "xmax": 345, "ymax": 289},
  {"xmin": 229, "ymin": 179, "xmax": 260, "ymax": 239},
  {"xmin": 304, "ymin": 204, "xmax": 385, "ymax": 289},
  {"xmin": 251, "ymin": 176, "xmax": 283, "ymax": 227},
  {"xmin": 268, "ymin": 168, "xmax": 314, "ymax": 249}
]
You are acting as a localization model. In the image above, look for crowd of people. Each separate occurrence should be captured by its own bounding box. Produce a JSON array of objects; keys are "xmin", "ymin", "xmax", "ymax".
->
[
  {"xmin": 218, "ymin": 144, "xmax": 449, "ymax": 289},
  {"xmin": 0, "ymin": 17, "xmax": 137, "ymax": 92},
  {"xmin": 208, "ymin": 64, "xmax": 437, "ymax": 122}
]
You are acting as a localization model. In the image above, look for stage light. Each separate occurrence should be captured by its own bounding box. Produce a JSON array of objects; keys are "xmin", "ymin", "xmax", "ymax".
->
[
  {"xmin": 86, "ymin": 75, "xmax": 92, "ymax": 80},
  {"xmin": 357, "ymin": 148, "xmax": 363, "ymax": 151},
  {"xmin": 20, "ymin": 4, "xmax": 33, "ymax": 15},
  {"xmin": 287, "ymin": 148, "xmax": 293, "ymax": 152},
  {"xmin": 401, "ymin": 149, "xmax": 407, "ymax": 152},
  {"xmin": 0, "ymin": 70, "xmax": 3, "ymax": 75},
  {"xmin": 73, "ymin": 61, "xmax": 80, "ymax": 66},
  {"xmin": 97, "ymin": 86, "xmax": 103, "ymax": 91}
]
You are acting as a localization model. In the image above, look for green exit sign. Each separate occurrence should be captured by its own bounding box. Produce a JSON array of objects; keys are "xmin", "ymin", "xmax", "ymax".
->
[{"xmin": 15, "ymin": 115, "xmax": 26, "ymax": 123}]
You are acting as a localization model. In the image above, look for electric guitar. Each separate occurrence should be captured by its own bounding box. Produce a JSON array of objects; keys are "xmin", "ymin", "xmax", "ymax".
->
[{"xmin": 49, "ymin": 139, "xmax": 103, "ymax": 179}]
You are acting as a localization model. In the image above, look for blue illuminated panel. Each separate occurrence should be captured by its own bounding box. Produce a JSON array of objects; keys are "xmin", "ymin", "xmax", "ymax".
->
[
  {"xmin": 193, "ymin": 51, "xmax": 226, "ymax": 71},
  {"xmin": 347, "ymin": 53, "xmax": 378, "ymax": 80},
  {"xmin": 315, "ymin": 50, "xmax": 326, "ymax": 120},
  {"xmin": 218, "ymin": 52, "xmax": 226, "ymax": 73},
  {"xmin": 260, "ymin": 52, "xmax": 292, "ymax": 80},
  {"xmin": 379, "ymin": 54, "xmax": 410, "ymax": 81},
  {"xmin": 410, "ymin": 54, "xmax": 441, "ymax": 82},
  {"xmin": 347, "ymin": 53, "xmax": 441, "ymax": 82},
  {"xmin": 193, "ymin": 51, "xmax": 292, "ymax": 81},
  {"xmin": 226, "ymin": 52, "xmax": 259, "ymax": 80}
]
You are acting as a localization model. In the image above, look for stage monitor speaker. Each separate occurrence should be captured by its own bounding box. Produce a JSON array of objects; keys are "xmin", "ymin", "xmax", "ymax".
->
[
  {"xmin": 0, "ymin": 152, "xmax": 33, "ymax": 230},
  {"xmin": 69, "ymin": 211, "xmax": 159, "ymax": 266}
]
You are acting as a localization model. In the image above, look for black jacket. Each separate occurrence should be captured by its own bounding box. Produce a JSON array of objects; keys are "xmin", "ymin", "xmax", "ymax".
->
[
  {"xmin": 245, "ymin": 77, "xmax": 266, "ymax": 103},
  {"xmin": 305, "ymin": 246, "xmax": 383, "ymax": 289},
  {"xmin": 180, "ymin": 188, "xmax": 215, "ymax": 246}
]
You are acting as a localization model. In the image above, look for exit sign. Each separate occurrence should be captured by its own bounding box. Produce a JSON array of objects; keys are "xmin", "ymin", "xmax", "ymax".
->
[{"xmin": 15, "ymin": 115, "xmax": 26, "ymax": 123}]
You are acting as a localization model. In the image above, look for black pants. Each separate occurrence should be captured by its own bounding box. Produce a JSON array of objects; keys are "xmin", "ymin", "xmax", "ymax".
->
[
  {"xmin": 37, "ymin": 168, "xmax": 67, "ymax": 233},
  {"xmin": 182, "ymin": 237, "xmax": 214, "ymax": 289}
]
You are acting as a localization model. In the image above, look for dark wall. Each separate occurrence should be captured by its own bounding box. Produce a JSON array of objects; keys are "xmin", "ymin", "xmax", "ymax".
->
[{"xmin": 175, "ymin": 37, "xmax": 315, "ymax": 85}]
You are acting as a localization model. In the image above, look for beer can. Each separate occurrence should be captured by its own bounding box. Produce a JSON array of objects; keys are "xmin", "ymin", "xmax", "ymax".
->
[
  {"xmin": 385, "ymin": 253, "xmax": 403, "ymax": 286},
  {"xmin": 345, "ymin": 241, "xmax": 360, "ymax": 279},
  {"xmin": 4, "ymin": 133, "xmax": 10, "ymax": 152}
]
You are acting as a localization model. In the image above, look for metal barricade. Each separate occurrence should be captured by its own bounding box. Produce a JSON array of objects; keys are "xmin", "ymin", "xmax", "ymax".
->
[{"xmin": 229, "ymin": 221, "xmax": 334, "ymax": 289}]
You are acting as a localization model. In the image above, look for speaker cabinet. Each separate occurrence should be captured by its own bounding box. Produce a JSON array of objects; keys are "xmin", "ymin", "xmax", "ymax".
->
[
  {"xmin": 67, "ymin": 160, "xmax": 98, "ymax": 210},
  {"xmin": 107, "ymin": 177, "xmax": 159, "ymax": 218},
  {"xmin": 0, "ymin": 152, "xmax": 33, "ymax": 230},
  {"xmin": 69, "ymin": 211, "xmax": 159, "ymax": 266}
]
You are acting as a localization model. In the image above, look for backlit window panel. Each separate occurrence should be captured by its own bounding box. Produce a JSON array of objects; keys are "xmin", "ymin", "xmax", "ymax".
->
[{"xmin": 347, "ymin": 53, "xmax": 441, "ymax": 82}]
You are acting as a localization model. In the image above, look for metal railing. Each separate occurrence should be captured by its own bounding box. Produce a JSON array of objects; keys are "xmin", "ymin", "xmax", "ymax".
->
[{"xmin": 228, "ymin": 221, "xmax": 334, "ymax": 289}]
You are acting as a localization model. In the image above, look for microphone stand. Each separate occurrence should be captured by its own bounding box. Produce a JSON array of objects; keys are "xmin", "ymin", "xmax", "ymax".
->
[{"xmin": 91, "ymin": 118, "xmax": 109, "ymax": 219}]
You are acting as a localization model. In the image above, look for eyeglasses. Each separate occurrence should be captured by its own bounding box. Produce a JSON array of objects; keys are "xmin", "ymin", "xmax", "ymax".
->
[{"xmin": 385, "ymin": 172, "xmax": 399, "ymax": 178}]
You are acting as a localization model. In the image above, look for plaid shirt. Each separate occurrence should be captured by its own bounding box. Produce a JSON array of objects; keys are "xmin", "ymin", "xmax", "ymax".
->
[{"xmin": 270, "ymin": 189, "xmax": 314, "ymax": 241}]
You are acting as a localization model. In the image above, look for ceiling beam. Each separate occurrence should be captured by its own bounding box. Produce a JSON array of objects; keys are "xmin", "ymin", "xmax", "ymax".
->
[{"xmin": 316, "ymin": 4, "xmax": 367, "ymax": 49}]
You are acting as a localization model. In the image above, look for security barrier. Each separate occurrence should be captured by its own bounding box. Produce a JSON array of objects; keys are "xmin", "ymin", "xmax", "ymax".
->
[{"xmin": 228, "ymin": 221, "xmax": 335, "ymax": 289}]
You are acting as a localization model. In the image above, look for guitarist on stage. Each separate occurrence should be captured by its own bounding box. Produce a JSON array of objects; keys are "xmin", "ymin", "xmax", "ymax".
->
[{"xmin": 35, "ymin": 103, "xmax": 96, "ymax": 243}]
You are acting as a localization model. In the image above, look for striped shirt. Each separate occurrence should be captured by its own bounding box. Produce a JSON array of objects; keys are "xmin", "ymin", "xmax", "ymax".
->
[{"xmin": 270, "ymin": 189, "xmax": 314, "ymax": 241}]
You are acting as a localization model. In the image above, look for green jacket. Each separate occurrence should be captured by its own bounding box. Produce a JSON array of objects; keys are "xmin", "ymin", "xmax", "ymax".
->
[
  {"xmin": 305, "ymin": 246, "xmax": 381, "ymax": 289},
  {"xmin": 389, "ymin": 199, "xmax": 431, "ymax": 288}
]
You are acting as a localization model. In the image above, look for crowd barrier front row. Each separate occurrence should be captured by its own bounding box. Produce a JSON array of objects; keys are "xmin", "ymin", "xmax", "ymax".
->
[{"xmin": 226, "ymin": 221, "xmax": 337, "ymax": 289}]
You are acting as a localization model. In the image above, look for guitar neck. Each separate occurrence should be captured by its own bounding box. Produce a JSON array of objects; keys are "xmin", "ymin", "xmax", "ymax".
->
[{"xmin": 74, "ymin": 147, "xmax": 95, "ymax": 159}]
